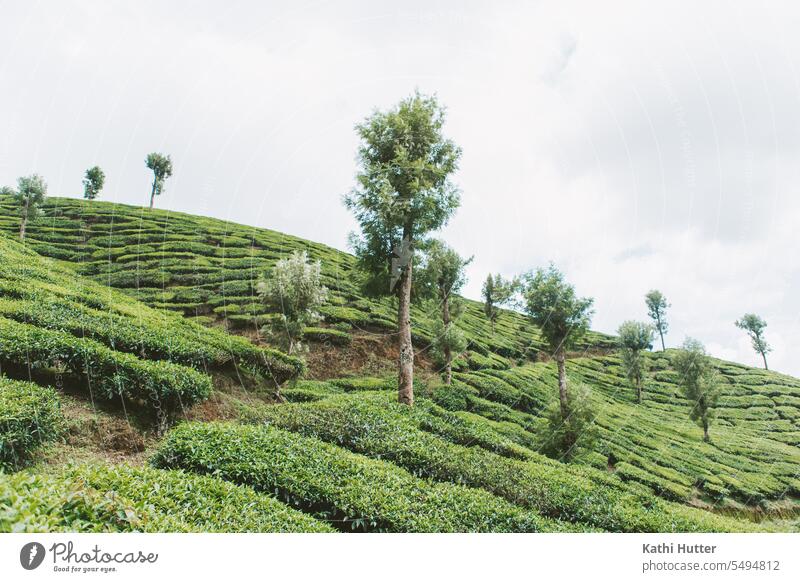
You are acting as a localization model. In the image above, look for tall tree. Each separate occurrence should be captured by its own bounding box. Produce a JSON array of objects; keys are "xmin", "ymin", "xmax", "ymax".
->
[
  {"xmin": 0, "ymin": 175, "xmax": 47, "ymax": 240},
  {"xmin": 617, "ymin": 320, "xmax": 655, "ymax": 403},
  {"xmin": 416, "ymin": 239, "xmax": 472, "ymax": 385},
  {"xmin": 735, "ymin": 313, "xmax": 771, "ymax": 370},
  {"xmin": 82, "ymin": 166, "xmax": 105, "ymax": 200},
  {"xmin": 645, "ymin": 290, "xmax": 670, "ymax": 351},
  {"xmin": 344, "ymin": 93, "xmax": 461, "ymax": 405},
  {"xmin": 482, "ymin": 274, "xmax": 516, "ymax": 334},
  {"xmin": 256, "ymin": 251, "xmax": 328, "ymax": 355},
  {"xmin": 520, "ymin": 264, "xmax": 594, "ymax": 423},
  {"xmin": 145, "ymin": 153, "xmax": 173, "ymax": 209},
  {"xmin": 673, "ymin": 338, "xmax": 719, "ymax": 442}
]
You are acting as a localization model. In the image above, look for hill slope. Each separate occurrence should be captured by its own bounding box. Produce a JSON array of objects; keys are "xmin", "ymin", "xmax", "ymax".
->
[
  {"xmin": 0, "ymin": 196, "xmax": 613, "ymax": 371},
  {"xmin": 0, "ymin": 196, "xmax": 798, "ymax": 532}
]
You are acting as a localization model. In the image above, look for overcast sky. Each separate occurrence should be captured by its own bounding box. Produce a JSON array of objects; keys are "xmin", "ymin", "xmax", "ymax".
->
[{"xmin": 1, "ymin": 0, "xmax": 799, "ymax": 374}]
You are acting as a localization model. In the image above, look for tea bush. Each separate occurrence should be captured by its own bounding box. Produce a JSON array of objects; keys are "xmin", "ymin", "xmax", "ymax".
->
[{"xmin": 0, "ymin": 377, "xmax": 62, "ymax": 470}]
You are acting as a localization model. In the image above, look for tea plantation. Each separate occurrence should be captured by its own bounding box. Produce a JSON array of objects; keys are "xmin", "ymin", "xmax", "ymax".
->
[
  {"xmin": 0, "ymin": 197, "xmax": 798, "ymax": 532},
  {"xmin": 0, "ymin": 196, "xmax": 613, "ymax": 369}
]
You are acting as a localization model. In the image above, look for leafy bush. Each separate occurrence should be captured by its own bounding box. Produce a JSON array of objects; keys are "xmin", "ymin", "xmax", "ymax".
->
[
  {"xmin": 0, "ymin": 471, "xmax": 151, "ymax": 532},
  {"xmin": 303, "ymin": 327, "xmax": 351, "ymax": 346},
  {"xmin": 0, "ymin": 377, "xmax": 62, "ymax": 470},
  {"xmin": 152, "ymin": 422, "xmax": 568, "ymax": 532}
]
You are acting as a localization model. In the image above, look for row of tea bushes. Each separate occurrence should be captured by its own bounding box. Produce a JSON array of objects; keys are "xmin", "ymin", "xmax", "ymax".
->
[
  {"xmin": 240, "ymin": 393, "xmax": 766, "ymax": 532},
  {"xmin": 0, "ymin": 464, "xmax": 334, "ymax": 532},
  {"xmin": 152, "ymin": 422, "xmax": 574, "ymax": 533}
]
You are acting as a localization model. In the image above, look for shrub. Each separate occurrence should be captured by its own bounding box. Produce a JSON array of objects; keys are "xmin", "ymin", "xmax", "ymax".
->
[
  {"xmin": 152, "ymin": 422, "xmax": 568, "ymax": 532},
  {"xmin": 303, "ymin": 327, "xmax": 351, "ymax": 346},
  {"xmin": 0, "ymin": 377, "xmax": 62, "ymax": 470}
]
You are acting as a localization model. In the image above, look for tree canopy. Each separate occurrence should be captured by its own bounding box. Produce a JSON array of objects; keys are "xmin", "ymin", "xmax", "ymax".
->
[
  {"xmin": 145, "ymin": 153, "xmax": 173, "ymax": 208},
  {"xmin": 645, "ymin": 290, "xmax": 670, "ymax": 351},
  {"xmin": 735, "ymin": 313, "xmax": 771, "ymax": 370},
  {"xmin": 83, "ymin": 166, "xmax": 105, "ymax": 200}
]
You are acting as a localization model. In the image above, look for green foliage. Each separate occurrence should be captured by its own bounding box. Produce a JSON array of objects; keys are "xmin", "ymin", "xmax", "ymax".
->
[
  {"xmin": 0, "ymin": 471, "xmax": 151, "ymax": 532},
  {"xmin": 673, "ymin": 339, "xmax": 720, "ymax": 441},
  {"xmin": 0, "ymin": 233, "xmax": 303, "ymax": 407},
  {"xmin": 538, "ymin": 381, "xmax": 598, "ymax": 462},
  {"xmin": 617, "ymin": 320, "xmax": 655, "ymax": 402},
  {"xmin": 415, "ymin": 239, "xmax": 472, "ymax": 301},
  {"xmin": 145, "ymin": 152, "xmax": 173, "ymax": 207},
  {"xmin": 0, "ymin": 377, "xmax": 62, "ymax": 470},
  {"xmin": 735, "ymin": 313, "xmax": 771, "ymax": 368},
  {"xmin": 68, "ymin": 464, "xmax": 334, "ymax": 532},
  {"xmin": 344, "ymin": 92, "xmax": 462, "ymax": 297},
  {"xmin": 0, "ymin": 316, "xmax": 212, "ymax": 422},
  {"xmin": 0, "ymin": 196, "xmax": 615, "ymax": 366},
  {"xmin": 153, "ymin": 421, "xmax": 565, "ymax": 532},
  {"xmin": 645, "ymin": 290, "xmax": 670, "ymax": 350},
  {"xmin": 0, "ymin": 465, "xmax": 333, "ymax": 532},
  {"xmin": 416, "ymin": 239, "xmax": 472, "ymax": 382},
  {"xmin": 482, "ymin": 273, "xmax": 516, "ymax": 332},
  {"xmin": 238, "ymin": 392, "xmax": 762, "ymax": 532},
  {"xmin": 302, "ymin": 327, "xmax": 351, "ymax": 346},
  {"xmin": 429, "ymin": 317, "xmax": 468, "ymax": 367},
  {"xmin": 82, "ymin": 166, "xmax": 105, "ymax": 200},
  {"xmin": 257, "ymin": 251, "xmax": 328, "ymax": 354},
  {"xmin": 1, "ymin": 174, "xmax": 47, "ymax": 239},
  {"xmin": 520, "ymin": 264, "xmax": 594, "ymax": 352}
]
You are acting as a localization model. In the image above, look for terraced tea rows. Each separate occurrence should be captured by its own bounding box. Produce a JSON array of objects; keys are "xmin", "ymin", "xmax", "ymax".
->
[
  {"xmin": 1, "ymin": 196, "xmax": 798, "ymax": 533},
  {"xmin": 445, "ymin": 356, "xmax": 800, "ymax": 509},
  {"xmin": 0, "ymin": 232, "xmax": 303, "ymax": 431},
  {"xmin": 0, "ymin": 196, "xmax": 614, "ymax": 369}
]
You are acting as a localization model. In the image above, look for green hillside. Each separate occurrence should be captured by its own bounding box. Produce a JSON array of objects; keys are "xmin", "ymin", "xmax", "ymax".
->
[
  {"xmin": 0, "ymin": 197, "xmax": 798, "ymax": 533},
  {"xmin": 0, "ymin": 196, "xmax": 613, "ymax": 370}
]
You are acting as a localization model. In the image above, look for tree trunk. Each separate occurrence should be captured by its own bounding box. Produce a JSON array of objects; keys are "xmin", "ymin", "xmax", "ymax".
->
[
  {"xmin": 761, "ymin": 351, "xmax": 769, "ymax": 371},
  {"xmin": 702, "ymin": 419, "xmax": 710, "ymax": 442},
  {"xmin": 555, "ymin": 347, "xmax": 569, "ymax": 420},
  {"xmin": 442, "ymin": 293, "xmax": 452, "ymax": 385},
  {"xmin": 19, "ymin": 215, "xmax": 27, "ymax": 241},
  {"xmin": 657, "ymin": 320, "xmax": 666, "ymax": 351},
  {"xmin": 636, "ymin": 378, "xmax": 642, "ymax": 404},
  {"xmin": 149, "ymin": 178, "xmax": 157, "ymax": 209},
  {"xmin": 397, "ymin": 251, "xmax": 414, "ymax": 405}
]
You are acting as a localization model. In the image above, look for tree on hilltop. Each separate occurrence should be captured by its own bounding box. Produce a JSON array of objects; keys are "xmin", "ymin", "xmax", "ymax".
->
[
  {"xmin": 735, "ymin": 313, "xmax": 771, "ymax": 370},
  {"xmin": 145, "ymin": 153, "xmax": 173, "ymax": 209},
  {"xmin": 645, "ymin": 290, "xmax": 670, "ymax": 351},
  {"xmin": 83, "ymin": 166, "xmax": 105, "ymax": 200}
]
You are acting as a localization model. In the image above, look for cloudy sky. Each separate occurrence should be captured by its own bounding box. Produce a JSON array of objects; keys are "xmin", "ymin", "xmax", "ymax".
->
[{"xmin": 1, "ymin": 0, "xmax": 798, "ymax": 374}]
